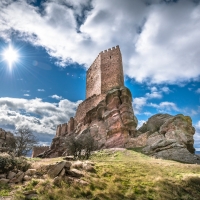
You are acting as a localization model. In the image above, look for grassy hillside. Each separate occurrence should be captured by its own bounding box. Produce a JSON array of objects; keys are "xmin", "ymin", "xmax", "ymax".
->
[{"xmin": 2, "ymin": 149, "xmax": 200, "ymax": 200}]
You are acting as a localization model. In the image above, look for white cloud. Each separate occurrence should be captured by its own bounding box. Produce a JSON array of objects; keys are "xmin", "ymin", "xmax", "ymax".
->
[
  {"xmin": 0, "ymin": 97, "xmax": 81, "ymax": 134},
  {"xmin": 50, "ymin": 94, "xmax": 63, "ymax": 100},
  {"xmin": 144, "ymin": 112, "xmax": 152, "ymax": 116},
  {"xmin": 146, "ymin": 91, "xmax": 162, "ymax": 99},
  {"xmin": 161, "ymin": 87, "xmax": 171, "ymax": 94},
  {"xmin": 145, "ymin": 86, "xmax": 167, "ymax": 99},
  {"xmin": 149, "ymin": 101, "xmax": 179, "ymax": 112},
  {"xmin": 137, "ymin": 120, "xmax": 146, "ymax": 129},
  {"xmin": 23, "ymin": 90, "xmax": 30, "ymax": 93},
  {"xmin": 24, "ymin": 94, "xmax": 30, "ymax": 97},
  {"xmin": 196, "ymin": 121, "xmax": 200, "ymax": 129},
  {"xmin": 150, "ymin": 87, "xmax": 157, "ymax": 92},
  {"xmin": 132, "ymin": 97, "xmax": 147, "ymax": 114},
  {"xmin": 132, "ymin": 86, "xmax": 172, "ymax": 114},
  {"xmin": 194, "ymin": 121, "xmax": 200, "ymax": 151},
  {"xmin": 38, "ymin": 89, "xmax": 45, "ymax": 92},
  {"xmin": 0, "ymin": 0, "xmax": 199, "ymax": 84},
  {"xmin": 196, "ymin": 88, "xmax": 200, "ymax": 93}
]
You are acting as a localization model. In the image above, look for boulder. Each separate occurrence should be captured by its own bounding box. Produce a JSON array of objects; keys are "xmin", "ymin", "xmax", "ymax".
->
[
  {"xmin": 135, "ymin": 114, "xmax": 200, "ymax": 164},
  {"xmin": 23, "ymin": 175, "xmax": 31, "ymax": 181},
  {"xmin": 59, "ymin": 168, "xmax": 65, "ymax": 177},
  {"xmin": 25, "ymin": 169, "xmax": 36, "ymax": 176},
  {"xmin": 64, "ymin": 161, "xmax": 72, "ymax": 170},
  {"xmin": 67, "ymin": 169, "xmax": 83, "ymax": 178},
  {"xmin": 71, "ymin": 161, "xmax": 83, "ymax": 169},
  {"xmin": 0, "ymin": 178, "xmax": 9, "ymax": 184},
  {"xmin": 0, "ymin": 174, "xmax": 6, "ymax": 178},
  {"xmin": 25, "ymin": 169, "xmax": 37, "ymax": 176},
  {"xmin": 47, "ymin": 161, "xmax": 66, "ymax": 178},
  {"xmin": 53, "ymin": 176, "xmax": 62, "ymax": 186},
  {"xmin": 63, "ymin": 156, "xmax": 74, "ymax": 161},
  {"xmin": 10, "ymin": 171, "xmax": 24, "ymax": 183},
  {"xmin": 82, "ymin": 163, "xmax": 96, "ymax": 173},
  {"xmin": 7, "ymin": 171, "xmax": 16, "ymax": 179}
]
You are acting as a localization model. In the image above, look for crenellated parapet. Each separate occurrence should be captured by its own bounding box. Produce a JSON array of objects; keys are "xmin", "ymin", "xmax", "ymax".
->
[{"xmin": 55, "ymin": 117, "xmax": 76, "ymax": 138}]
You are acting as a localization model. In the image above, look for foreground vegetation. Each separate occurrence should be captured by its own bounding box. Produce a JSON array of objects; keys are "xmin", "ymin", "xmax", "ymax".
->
[{"xmin": 1, "ymin": 149, "xmax": 200, "ymax": 200}]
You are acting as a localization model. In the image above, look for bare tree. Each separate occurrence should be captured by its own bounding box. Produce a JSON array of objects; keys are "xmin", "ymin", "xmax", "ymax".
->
[{"xmin": 14, "ymin": 127, "xmax": 38, "ymax": 157}]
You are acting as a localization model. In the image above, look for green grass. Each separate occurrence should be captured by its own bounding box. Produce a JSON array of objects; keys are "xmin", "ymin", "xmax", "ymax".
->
[
  {"xmin": 0, "ymin": 183, "xmax": 11, "ymax": 197},
  {"xmin": 11, "ymin": 149, "xmax": 200, "ymax": 200}
]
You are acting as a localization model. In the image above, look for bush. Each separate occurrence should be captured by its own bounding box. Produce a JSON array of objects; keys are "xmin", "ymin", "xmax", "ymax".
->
[
  {"xmin": 0, "ymin": 153, "xmax": 30, "ymax": 173},
  {"xmin": 65, "ymin": 130, "xmax": 98, "ymax": 160}
]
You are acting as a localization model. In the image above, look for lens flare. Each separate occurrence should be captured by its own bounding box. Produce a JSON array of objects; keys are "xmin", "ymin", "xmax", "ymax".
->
[{"xmin": 3, "ymin": 45, "xmax": 19, "ymax": 68}]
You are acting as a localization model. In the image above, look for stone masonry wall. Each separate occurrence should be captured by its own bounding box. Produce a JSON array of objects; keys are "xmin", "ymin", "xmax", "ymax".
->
[
  {"xmin": 56, "ymin": 123, "xmax": 68, "ymax": 137},
  {"xmin": 75, "ymin": 94, "xmax": 106, "ymax": 123},
  {"xmin": 86, "ymin": 45, "xmax": 124, "ymax": 99},
  {"xmin": 101, "ymin": 45, "xmax": 124, "ymax": 94},
  {"xmin": 32, "ymin": 146, "xmax": 49, "ymax": 157},
  {"xmin": 86, "ymin": 55, "xmax": 101, "ymax": 99}
]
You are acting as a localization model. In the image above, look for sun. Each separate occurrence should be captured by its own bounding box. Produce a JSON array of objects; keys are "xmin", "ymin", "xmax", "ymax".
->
[{"xmin": 3, "ymin": 45, "xmax": 19, "ymax": 68}]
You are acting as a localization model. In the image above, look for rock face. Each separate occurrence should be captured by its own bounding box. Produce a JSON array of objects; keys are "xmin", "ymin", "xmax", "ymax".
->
[
  {"xmin": 132, "ymin": 114, "xmax": 200, "ymax": 164},
  {"xmin": 0, "ymin": 128, "xmax": 15, "ymax": 153},
  {"xmin": 45, "ymin": 86, "xmax": 138, "ymax": 157}
]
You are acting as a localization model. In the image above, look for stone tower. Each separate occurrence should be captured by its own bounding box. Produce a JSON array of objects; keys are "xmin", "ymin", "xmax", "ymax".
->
[
  {"xmin": 45, "ymin": 46, "xmax": 138, "ymax": 157},
  {"xmin": 86, "ymin": 45, "xmax": 124, "ymax": 98}
]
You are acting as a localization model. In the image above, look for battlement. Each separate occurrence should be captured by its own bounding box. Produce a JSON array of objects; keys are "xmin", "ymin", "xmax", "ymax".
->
[
  {"xmin": 32, "ymin": 146, "xmax": 49, "ymax": 157},
  {"xmin": 101, "ymin": 45, "xmax": 120, "ymax": 53}
]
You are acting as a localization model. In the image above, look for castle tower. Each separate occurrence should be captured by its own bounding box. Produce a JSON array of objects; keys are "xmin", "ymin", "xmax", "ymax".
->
[{"xmin": 86, "ymin": 45, "xmax": 124, "ymax": 99}]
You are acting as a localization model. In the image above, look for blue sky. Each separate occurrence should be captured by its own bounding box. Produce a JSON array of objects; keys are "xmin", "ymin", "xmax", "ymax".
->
[{"xmin": 0, "ymin": 0, "xmax": 200, "ymax": 151}]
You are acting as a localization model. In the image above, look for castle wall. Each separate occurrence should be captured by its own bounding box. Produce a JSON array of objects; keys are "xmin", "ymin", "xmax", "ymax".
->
[
  {"xmin": 56, "ymin": 125, "xmax": 61, "ymax": 137},
  {"xmin": 68, "ymin": 117, "xmax": 75, "ymax": 134},
  {"xmin": 86, "ymin": 55, "xmax": 101, "ymax": 99},
  {"xmin": 75, "ymin": 94, "xmax": 105, "ymax": 123},
  {"xmin": 101, "ymin": 46, "xmax": 124, "ymax": 94},
  {"xmin": 61, "ymin": 123, "xmax": 68, "ymax": 136},
  {"xmin": 32, "ymin": 146, "xmax": 49, "ymax": 157}
]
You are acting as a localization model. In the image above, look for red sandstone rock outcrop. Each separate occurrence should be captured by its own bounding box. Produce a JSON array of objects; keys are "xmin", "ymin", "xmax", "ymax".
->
[
  {"xmin": 44, "ymin": 86, "xmax": 138, "ymax": 157},
  {"xmin": 128, "ymin": 114, "xmax": 200, "ymax": 164}
]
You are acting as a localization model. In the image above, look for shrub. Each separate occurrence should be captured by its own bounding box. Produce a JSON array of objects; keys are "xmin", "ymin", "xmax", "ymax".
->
[
  {"xmin": 0, "ymin": 153, "xmax": 30, "ymax": 173},
  {"xmin": 65, "ymin": 130, "xmax": 98, "ymax": 160}
]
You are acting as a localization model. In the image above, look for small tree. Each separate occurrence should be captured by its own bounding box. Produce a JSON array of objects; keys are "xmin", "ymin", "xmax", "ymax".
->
[
  {"xmin": 14, "ymin": 127, "xmax": 38, "ymax": 157},
  {"xmin": 65, "ymin": 131, "xmax": 98, "ymax": 160}
]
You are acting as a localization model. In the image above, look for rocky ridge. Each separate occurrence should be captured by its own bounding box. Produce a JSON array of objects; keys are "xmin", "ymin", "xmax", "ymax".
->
[{"xmin": 41, "ymin": 88, "xmax": 199, "ymax": 164}]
